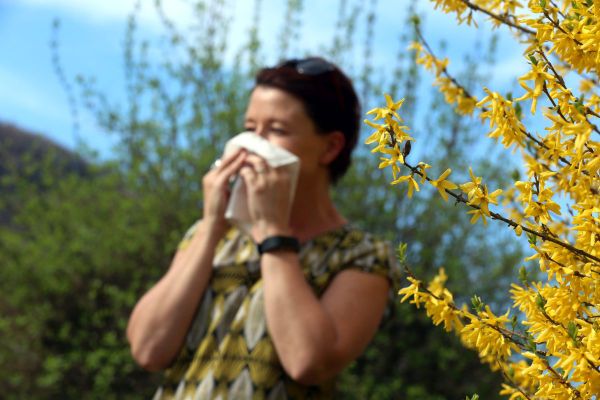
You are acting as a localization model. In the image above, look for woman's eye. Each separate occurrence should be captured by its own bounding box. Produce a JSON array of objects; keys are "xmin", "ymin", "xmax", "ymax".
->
[
  {"xmin": 244, "ymin": 126, "xmax": 255, "ymax": 132},
  {"xmin": 270, "ymin": 128, "xmax": 287, "ymax": 135}
]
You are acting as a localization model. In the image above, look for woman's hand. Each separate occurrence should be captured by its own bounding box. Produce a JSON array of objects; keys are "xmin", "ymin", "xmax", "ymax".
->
[
  {"xmin": 202, "ymin": 148, "xmax": 247, "ymax": 238},
  {"xmin": 239, "ymin": 154, "xmax": 294, "ymax": 242}
]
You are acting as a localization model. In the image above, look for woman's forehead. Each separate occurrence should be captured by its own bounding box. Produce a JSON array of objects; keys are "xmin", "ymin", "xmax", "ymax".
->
[{"xmin": 246, "ymin": 87, "xmax": 307, "ymax": 118}]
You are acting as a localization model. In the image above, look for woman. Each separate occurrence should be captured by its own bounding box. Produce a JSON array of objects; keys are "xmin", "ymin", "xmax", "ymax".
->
[{"xmin": 127, "ymin": 57, "xmax": 398, "ymax": 399}]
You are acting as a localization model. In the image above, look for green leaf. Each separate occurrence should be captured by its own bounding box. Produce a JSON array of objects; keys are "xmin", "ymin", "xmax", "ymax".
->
[
  {"xmin": 528, "ymin": 54, "xmax": 538, "ymax": 65},
  {"xmin": 471, "ymin": 294, "xmax": 484, "ymax": 313},
  {"xmin": 396, "ymin": 242, "xmax": 408, "ymax": 264},
  {"xmin": 526, "ymin": 232, "xmax": 537, "ymax": 245},
  {"xmin": 511, "ymin": 315, "xmax": 519, "ymax": 331},
  {"xmin": 526, "ymin": 333, "xmax": 537, "ymax": 352},
  {"xmin": 508, "ymin": 366, "xmax": 515, "ymax": 378},
  {"xmin": 536, "ymin": 293, "xmax": 546, "ymax": 310},
  {"xmin": 515, "ymin": 102, "xmax": 523, "ymax": 118},
  {"xmin": 567, "ymin": 321, "xmax": 580, "ymax": 345},
  {"xmin": 519, "ymin": 266, "xmax": 528, "ymax": 284},
  {"xmin": 511, "ymin": 169, "xmax": 520, "ymax": 181}
]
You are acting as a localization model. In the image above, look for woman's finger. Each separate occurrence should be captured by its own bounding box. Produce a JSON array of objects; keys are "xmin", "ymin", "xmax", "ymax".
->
[
  {"xmin": 215, "ymin": 148, "xmax": 246, "ymax": 171},
  {"xmin": 239, "ymin": 164, "xmax": 257, "ymax": 184},
  {"xmin": 244, "ymin": 154, "xmax": 270, "ymax": 176},
  {"xmin": 217, "ymin": 150, "xmax": 247, "ymax": 182}
]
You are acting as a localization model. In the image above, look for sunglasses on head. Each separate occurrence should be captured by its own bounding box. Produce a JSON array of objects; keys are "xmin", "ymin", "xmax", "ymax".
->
[{"xmin": 278, "ymin": 58, "xmax": 336, "ymax": 75}]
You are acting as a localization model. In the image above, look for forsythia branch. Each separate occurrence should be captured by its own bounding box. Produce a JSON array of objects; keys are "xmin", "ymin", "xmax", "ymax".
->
[
  {"xmin": 458, "ymin": 0, "xmax": 535, "ymax": 35},
  {"xmin": 401, "ymin": 159, "xmax": 600, "ymax": 265},
  {"xmin": 535, "ymin": 49, "xmax": 600, "ymax": 138}
]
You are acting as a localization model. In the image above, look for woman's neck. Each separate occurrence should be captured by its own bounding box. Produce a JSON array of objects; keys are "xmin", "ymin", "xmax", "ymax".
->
[{"xmin": 288, "ymin": 176, "xmax": 346, "ymax": 242}]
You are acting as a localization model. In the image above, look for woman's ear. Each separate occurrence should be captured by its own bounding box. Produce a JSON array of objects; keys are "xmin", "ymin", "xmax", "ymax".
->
[{"xmin": 319, "ymin": 131, "xmax": 345, "ymax": 165}]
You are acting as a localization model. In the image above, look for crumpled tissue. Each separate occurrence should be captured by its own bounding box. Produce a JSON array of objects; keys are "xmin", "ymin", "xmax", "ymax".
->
[{"xmin": 220, "ymin": 131, "xmax": 300, "ymax": 234}]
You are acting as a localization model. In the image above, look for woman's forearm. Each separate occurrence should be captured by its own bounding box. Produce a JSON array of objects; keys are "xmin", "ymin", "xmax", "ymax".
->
[
  {"xmin": 260, "ymin": 251, "xmax": 341, "ymax": 384},
  {"xmin": 126, "ymin": 220, "xmax": 221, "ymax": 371}
]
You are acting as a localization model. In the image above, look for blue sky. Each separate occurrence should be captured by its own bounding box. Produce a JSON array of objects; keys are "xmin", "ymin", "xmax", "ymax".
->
[{"xmin": 0, "ymin": 0, "xmax": 528, "ymax": 158}]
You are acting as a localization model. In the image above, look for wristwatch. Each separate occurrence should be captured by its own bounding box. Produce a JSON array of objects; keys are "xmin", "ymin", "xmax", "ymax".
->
[{"xmin": 257, "ymin": 236, "xmax": 301, "ymax": 255}]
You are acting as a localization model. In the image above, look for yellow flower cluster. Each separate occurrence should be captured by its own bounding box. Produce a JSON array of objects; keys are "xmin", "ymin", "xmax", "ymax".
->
[
  {"xmin": 477, "ymin": 89, "xmax": 527, "ymax": 150},
  {"xmin": 411, "ymin": 41, "xmax": 478, "ymax": 115},
  {"xmin": 399, "ymin": 269, "xmax": 519, "ymax": 377},
  {"xmin": 365, "ymin": 96, "xmax": 502, "ymax": 220},
  {"xmin": 364, "ymin": 94, "xmax": 413, "ymax": 180},
  {"xmin": 431, "ymin": 0, "xmax": 522, "ymax": 27},
  {"xmin": 460, "ymin": 168, "xmax": 503, "ymax": 225},
  {"xmin": 525, "ymin": 0, "xmax": 600, "ymax": 74},
  {"xmin": 367, "ymin": 0, "xmax": 600, "ymax": 398}
]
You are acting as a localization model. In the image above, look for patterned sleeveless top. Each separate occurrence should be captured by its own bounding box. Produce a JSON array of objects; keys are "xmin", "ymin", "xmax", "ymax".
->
[{"xmin": 152, "ymin": 222, "xmax": 399, "ymax": 400}]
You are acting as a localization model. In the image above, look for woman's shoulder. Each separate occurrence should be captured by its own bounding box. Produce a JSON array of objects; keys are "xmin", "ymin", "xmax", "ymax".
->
[
  {"xmin": 334, "ymin": 224, "xmax": 393, "ymax": 259},
  {"xmin": 334, "ymin": 225, "xmax": 402, "ymax": 284},
  {"xmin": 306, "ymin": 224, "xmax": 397, "ymax": 272}
]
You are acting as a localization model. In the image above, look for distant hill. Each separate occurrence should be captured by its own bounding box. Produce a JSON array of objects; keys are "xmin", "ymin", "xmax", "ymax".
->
[
  {"xmin": 0, "ymin": 122, "xmax": 89, "ymax": 225},
  {"xmin": 0, "ymin": 122, "xmax": 88, "ymax": 177}
]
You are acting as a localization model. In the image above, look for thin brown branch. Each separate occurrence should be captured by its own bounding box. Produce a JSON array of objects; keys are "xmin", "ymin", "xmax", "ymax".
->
[
  {"xmin": 404, "ymin": 266, "xmax": 600, "ymax": 376},
  {"xmin": 543, "ymin": 252, "xmax": 592, "ymax": 279},
  {"xmin": 415, "ymin": 26, "xmax": 581, "ymax": 172},
  {"xmin": 542, "ymin": 10, "xmax": 583, "ymax": 46},
  {"xmin": 460, "ymin": 0, "xmax": 600, "ymax": 138},
  {"xmin": 460, "ymin": 0, "xmax": 535, "ymax": 35},
  {"xmin": 537, "ymin": 49, "xmax": 600, "ymax": 136},
  {"xmin": 401, "ymin": 159, "xmax": 600, "ymax": 265},
  {"xmin": 415, "ymin": 27, "xmax": 600, "ymax": 186},
  {"xmin": 540, "ymin": 357, "xmax": 582, "ymax": 398},
  {"xmin": 498, "ymin": 366, "xmax": 534, "ymax": 400},
  {"xmin": 548, "ymin": 0, "xmax": 567, "ymax": 20},
  {"xmin": 403, "ymin": 267, "xmax": 529, "ymax": 343},
  {"xmin": 542, "ymin": 84, "xmax": 570, "ymax": 123},
  {"xmin": 538, "ymin": 51, "xmax": 566, "ymax": 88},
  {"xmin": 415, "ymin": 29, "xmax": 477, "ymax": 101}
]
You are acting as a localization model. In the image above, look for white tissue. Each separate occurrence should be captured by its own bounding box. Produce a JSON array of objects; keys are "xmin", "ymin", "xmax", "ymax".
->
[{"xmin": 221, "ymin": 131, "xmax": 300, "ymax": 234}]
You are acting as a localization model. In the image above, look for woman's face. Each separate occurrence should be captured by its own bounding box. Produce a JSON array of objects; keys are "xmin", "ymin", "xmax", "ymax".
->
[{"xmin": 243, "ymin": 85, "xmax": 333, "ymax": 181}]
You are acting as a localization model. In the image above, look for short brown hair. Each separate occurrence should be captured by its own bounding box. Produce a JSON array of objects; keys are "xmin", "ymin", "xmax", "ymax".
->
[{"xmin": 255, "ymin": 57, "xmax": 360, "ymax": 183}]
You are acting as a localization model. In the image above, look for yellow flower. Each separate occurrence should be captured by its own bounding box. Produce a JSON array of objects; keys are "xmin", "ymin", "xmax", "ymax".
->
[
  {"xmin": 430, "ymin": 168, "xmax": 458, "ymax": 201},
  {"xmin": 434, "ymin": 77, "xmax": 477, "ymax": 115},
  {"xmin": 398, "ymin": 277, "xmax": 425, "ymax": 308},
  {"xmin": 515, "ymin": 60, "xmax": 555, "ymax": 114},
  {"xmin": 366, "ymin": 94, "xmax": 404, "ymax": 122},
  {"xmin": 467, "ymin": 209, "xmax": 488, "ymax": 225},
  {"xmin": 460, "ymin": 169, "xmax": 503, "ymax": 220},
  {"xmin": 391, "ymin": 174, "xmax": 420, "ymax": 198},
  {"xmin": 461, "ymin": 306, "xmax": 515, "ymax": 361},
  {"xmin": 459, "ymin": 167, "xmax": 483, "ymax": 202},
  {"xmin": 364, "ymin": 120, "xmax": 386, "ymax": 145},
  {"xmin": 477, "ymin": 88, "xmax": 526, "ymax": 150},
  {"xmin": 521, "ymin": 179, "xmax": 562, "ymax": 224},
  {"xmin": 416, "ymin": 162, "xmax": 432, "ymax": 183},
  {"xmin": 579, "ymin": 79, "xmax": 595, "ymax": 93}
]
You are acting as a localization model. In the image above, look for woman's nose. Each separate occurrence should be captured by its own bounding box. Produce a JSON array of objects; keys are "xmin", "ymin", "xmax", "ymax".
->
[{"xmin": 253, "ymin": 127, "xmax": 268, "ymax": 139}]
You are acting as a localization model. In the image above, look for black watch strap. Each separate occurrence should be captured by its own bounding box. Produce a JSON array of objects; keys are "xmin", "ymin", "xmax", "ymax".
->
[{"xmin": 257, "ymin": 236, "xmax": 300, "ymax": 255}]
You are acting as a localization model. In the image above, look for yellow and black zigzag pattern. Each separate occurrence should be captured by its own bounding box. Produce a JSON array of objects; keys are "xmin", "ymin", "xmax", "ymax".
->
[{"xmin": 153, "ymin": 223, "xmax": 400, "ymax": 400}]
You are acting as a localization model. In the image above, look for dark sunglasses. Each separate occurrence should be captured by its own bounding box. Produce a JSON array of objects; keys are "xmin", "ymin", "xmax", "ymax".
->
[{"xmin": 278, "ymin": 58, "xmax": 336, "ymax": 75}]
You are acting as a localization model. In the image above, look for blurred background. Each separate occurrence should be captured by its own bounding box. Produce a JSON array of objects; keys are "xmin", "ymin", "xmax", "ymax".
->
[{"xmin": 0, "ymin": 0, "xmax": 529, "ymax": 398}]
